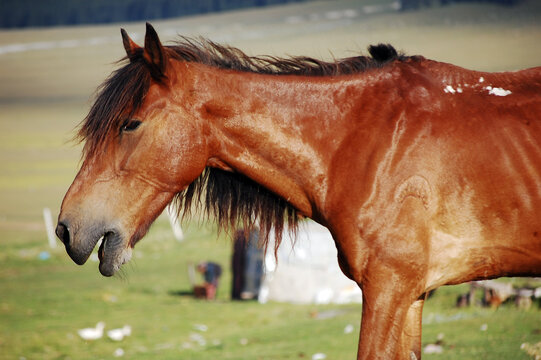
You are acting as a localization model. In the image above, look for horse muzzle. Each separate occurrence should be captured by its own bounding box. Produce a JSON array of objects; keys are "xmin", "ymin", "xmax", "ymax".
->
[
  {"xmin": 55, "ymin": 220, "xmax": 102, "ymax": 265},
  {"xmin": 55, "ymin": 220, "xmax": 131, "ymax": 277}
]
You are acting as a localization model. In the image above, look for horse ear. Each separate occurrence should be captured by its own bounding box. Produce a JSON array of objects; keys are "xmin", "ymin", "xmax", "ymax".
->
[
  {"xmin": 121, "ymin": 28, "xmax": 140, "ymax": 62},
  {"xmin": 143, "ymin": 22, "xmax": 167, "ymax": 79}
]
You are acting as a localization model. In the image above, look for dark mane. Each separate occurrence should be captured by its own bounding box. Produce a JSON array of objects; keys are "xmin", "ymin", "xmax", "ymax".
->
[
  {"xmin": 173, "ymin": 167, "xmax": 298, "ymax": 256},
  {"xmin": 170, "ymin": 37, "xmax": 407, "ymax": 76},
  {"xmin": 78, "ymin": 37, "xmax": 410, "ymax": 251}
]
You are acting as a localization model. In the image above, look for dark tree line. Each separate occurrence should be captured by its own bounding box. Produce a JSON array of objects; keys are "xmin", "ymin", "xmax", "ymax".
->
[
  {"xmin": 0, "ymin": 0, "xmax": 311, "ymax": 29},
  {"xmin": 400, "ymin": 0, "xmax": 519, "ymax": 11}
]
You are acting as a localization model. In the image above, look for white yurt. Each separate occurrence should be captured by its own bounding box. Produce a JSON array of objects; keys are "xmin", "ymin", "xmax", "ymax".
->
[{"xmin": 258, "ymin": 221, "xmax": 363, "ymax": 305}]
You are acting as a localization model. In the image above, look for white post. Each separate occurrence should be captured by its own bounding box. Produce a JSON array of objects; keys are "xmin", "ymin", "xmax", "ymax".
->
[
  {"xmin": 43, "ymin": 207, "xmax": 57, "ymax": 248},
  {"xmin": 166, "ymin": 205, "xmax": 184, "ymax": 242}
]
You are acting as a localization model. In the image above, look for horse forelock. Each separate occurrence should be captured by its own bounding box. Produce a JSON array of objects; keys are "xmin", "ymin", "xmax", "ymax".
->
[{"xmin": 78, "ymin": 54, "xmax": 150, "ymax": 158}]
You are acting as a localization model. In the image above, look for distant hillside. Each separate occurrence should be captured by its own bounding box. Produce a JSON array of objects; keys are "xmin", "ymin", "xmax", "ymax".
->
[{"xmin": 0, "ymin": 0, "xmax": 316, "ymax": 29}]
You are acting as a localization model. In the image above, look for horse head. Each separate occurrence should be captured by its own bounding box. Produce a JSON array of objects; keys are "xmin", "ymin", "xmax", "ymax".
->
[{"xmin": 56, "ymin": 24, "xmax": 208, "ymax": 276}]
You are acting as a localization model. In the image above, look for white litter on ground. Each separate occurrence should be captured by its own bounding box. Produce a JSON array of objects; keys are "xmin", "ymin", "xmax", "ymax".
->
[
  {"xmin": 193, "ymin": 324, "xmax": 208, "ymax": 332},
  {"xmin": 180, "ymin": 342, "xmax": 193, "ymax": 349},
  {"xmin": 154, "ymin": 343, "xmax": 174, "ymax": 350},
  {"xmin": 344, "ymin": 324, "xmax": 355, "ymax": 334},
  {"xmin": 113, "ymin": 348, "xmax": 125, "ymax": 357},
  {"xmin": 77, "ymin": 322, "xmax": 105, "ymax": 341},
  {"xmin": 189, "ymin": 333, "xmax": 207, "ymax": 346},
  {"xmin": 521, "ymin": 341, "xmax": 541, "ymax": 358},
  {"xmin": 211, "ymin": 339, "xmax": 222, "ymax": 346},
  {"xmin": 424, "ymin": 344, "xmax": 443, "ymax": 354},
  {"xmin": 107, "ymin": 325, "xmax": 132, "ymax": 341}
]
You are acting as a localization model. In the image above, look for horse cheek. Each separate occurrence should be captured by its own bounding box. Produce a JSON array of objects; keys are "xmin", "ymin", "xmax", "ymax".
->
[{"xmin": 154, "ymin": 124, "xmax": 208, "ymax": 189}]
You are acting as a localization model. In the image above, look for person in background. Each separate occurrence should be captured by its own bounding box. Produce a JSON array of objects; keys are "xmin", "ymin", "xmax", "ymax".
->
[
  {"xmin": 231, "ymin": 228, "xmax": 263, "ymax": 300},
  {"xmin": 231, "ymin": 230, "xmax": 247, "ymax": 300},
  {"xmin": 196, "ymin": 261, "xmax": 222, "ymax": 300}
]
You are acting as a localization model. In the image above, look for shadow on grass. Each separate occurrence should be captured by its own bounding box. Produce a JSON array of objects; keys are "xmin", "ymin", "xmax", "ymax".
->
[{"xmin": 168, "ymin": 289, "xmax": 195, "ymax": 297}]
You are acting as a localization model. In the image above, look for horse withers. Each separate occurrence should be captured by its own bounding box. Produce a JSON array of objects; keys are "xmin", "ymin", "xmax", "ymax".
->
[{"xmin": 56, "ymin": 23, "xmax": 541, "ymax": 359}]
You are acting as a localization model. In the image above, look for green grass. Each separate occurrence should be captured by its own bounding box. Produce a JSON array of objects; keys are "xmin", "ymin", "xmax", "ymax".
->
[
  {"xmin": 422, "ymin": 285, "xmax": 541, "ymax": 360},
  {"xmin": 1, "ymin": 220, "xmax": 540, "ymax": 359},
  {"xmin": 0, "ymin": 221, "xmax": 362, "ymax": 360}
]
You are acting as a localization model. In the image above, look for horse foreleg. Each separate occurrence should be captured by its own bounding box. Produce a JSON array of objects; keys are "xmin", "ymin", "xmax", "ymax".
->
[
  {"xmin": 403, "ymin": 294, "xmax": 426, "ymax": 359},
  {"xmin": 356, "ymin": 271, "xmax": 425, "ymax": 360}
]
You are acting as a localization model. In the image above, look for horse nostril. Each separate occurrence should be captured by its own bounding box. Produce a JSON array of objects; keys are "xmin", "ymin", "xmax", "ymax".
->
[{"xmin": 56, "ymin": 222, "xmax": 70, "ymax": 247}]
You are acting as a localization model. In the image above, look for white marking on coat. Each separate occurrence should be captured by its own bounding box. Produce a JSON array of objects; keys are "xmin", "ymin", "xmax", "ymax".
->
[
  {"xmin": 444, "ymin": 85, "xmax": 456, "ymax": 94},
  {"xmin": 487, "ymin": 87, "xmax": 512, "ymax": 96}
]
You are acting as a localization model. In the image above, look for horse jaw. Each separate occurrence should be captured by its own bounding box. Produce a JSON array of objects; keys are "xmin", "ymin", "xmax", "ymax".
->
[{"xmin": 98, "ymin": 231, "xmax": 133, "ymax": 277}]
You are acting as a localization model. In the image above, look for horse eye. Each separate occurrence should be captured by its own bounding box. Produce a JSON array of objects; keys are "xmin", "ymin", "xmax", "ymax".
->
[{"xmin": 121, "ymin": 119, "xmax": 142, "ymax": 132}]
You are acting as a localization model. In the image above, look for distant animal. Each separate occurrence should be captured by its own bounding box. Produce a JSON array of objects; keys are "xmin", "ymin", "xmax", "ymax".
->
[
  {"xmin": 77, "ymin": 321, "xmax": 105, "ymax": 341},
  {"xmin": 107, "ymin": 325, "xmax": 132, "ymax": 341},
  {"xmin": 56, "ymin": 23, "xmax": 541, "ymax": 359}
]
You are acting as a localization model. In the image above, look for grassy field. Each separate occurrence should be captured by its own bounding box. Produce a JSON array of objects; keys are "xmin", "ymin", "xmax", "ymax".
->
[
  {"xmin": 1, "ymin": 220, "xmax": 541, "ymax": 359},
  {"xmin": 1, "ymin": 0, "xmax": 541, "ymax": 358}
]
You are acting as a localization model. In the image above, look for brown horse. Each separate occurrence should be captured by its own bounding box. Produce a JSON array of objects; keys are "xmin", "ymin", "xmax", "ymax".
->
[{"xmin": 56, "ymin": 23, "xmax": 541, "ymax": 359}]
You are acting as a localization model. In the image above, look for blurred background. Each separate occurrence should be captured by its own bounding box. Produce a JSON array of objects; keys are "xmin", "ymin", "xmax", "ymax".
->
[{"xmin": 1, "ymin": 0, "xmax": 540, "ymax": 359}]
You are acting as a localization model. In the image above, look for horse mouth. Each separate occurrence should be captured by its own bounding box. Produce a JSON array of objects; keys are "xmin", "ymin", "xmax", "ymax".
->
[{"xmin": 97, "ymin": 232, "xmax": 132, "ymax": 277}]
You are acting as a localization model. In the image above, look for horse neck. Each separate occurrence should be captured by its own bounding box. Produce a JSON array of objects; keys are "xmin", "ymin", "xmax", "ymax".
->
[{"xmin": 182, "ymin": 63, "xmax": 374, "ymax": 219}]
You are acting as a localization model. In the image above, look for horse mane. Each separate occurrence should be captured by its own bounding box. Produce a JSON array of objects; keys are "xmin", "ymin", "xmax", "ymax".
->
[
  {"xmin": 78, "ymin": 37, "xmax": 410, "ymax": 252},
  {"xmin": 173, "ymin": 167, "xmax": 298, "ymax": 256},
  {"xmin": 170, "ymin": 37, "xmax": 407, "ymax": 76}
]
